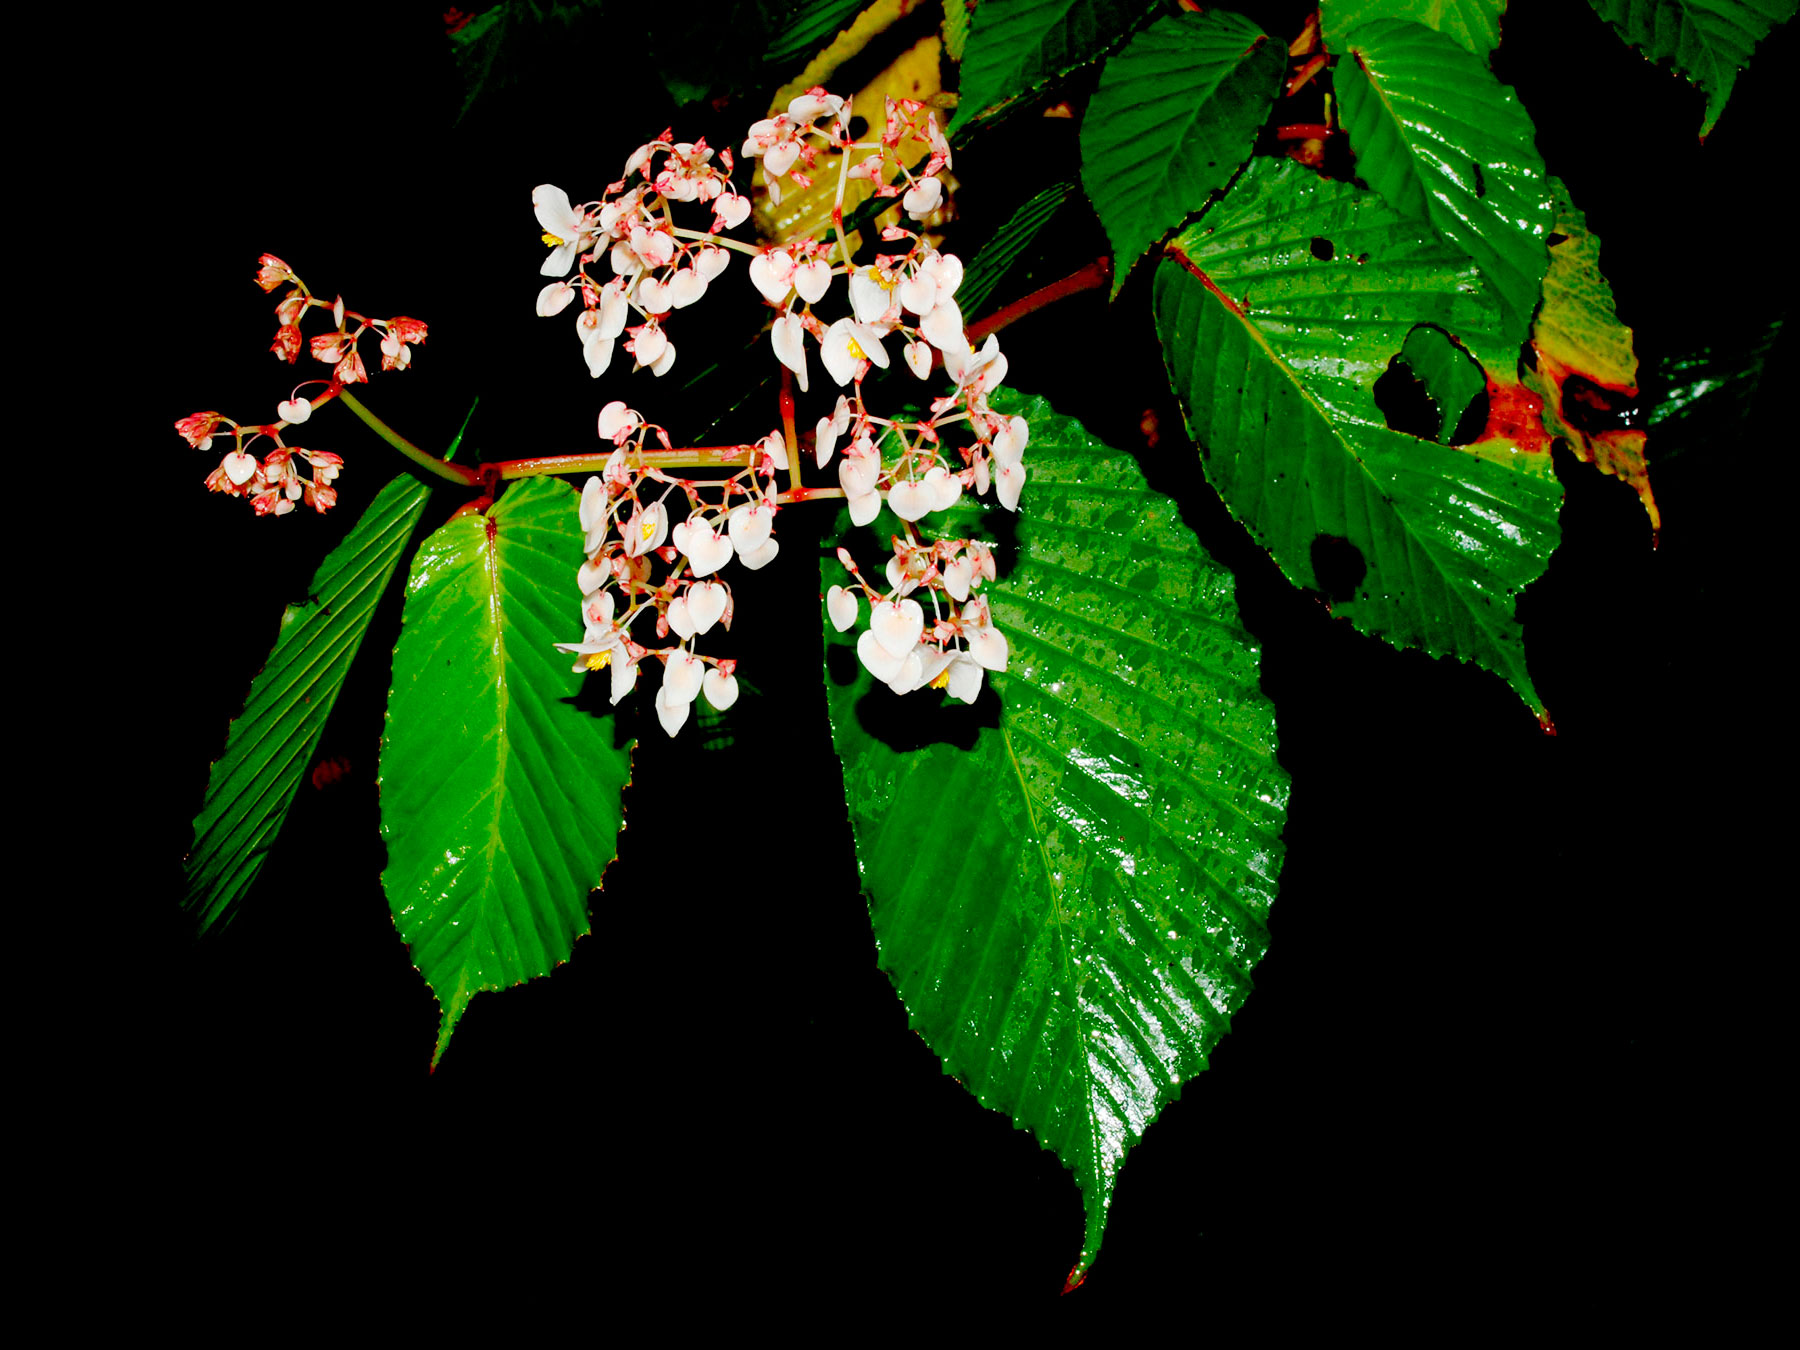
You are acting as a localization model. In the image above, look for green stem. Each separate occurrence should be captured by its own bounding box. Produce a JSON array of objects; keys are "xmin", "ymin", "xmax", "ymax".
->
[{"xmin": 337, "ymin": 387, "xmax": 480, "ymax": 486}]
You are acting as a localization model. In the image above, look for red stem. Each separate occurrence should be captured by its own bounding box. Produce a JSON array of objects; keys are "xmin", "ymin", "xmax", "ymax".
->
[{"xmin": 964, "ymin": 257, "xmax": 1111, "ymax": 349}]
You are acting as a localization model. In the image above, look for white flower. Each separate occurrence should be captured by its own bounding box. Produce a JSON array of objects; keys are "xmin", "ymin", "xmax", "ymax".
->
[
  {"xmin": 902, "ymin": 176, "xmax": 943, "ymax": 220},
  {"xmin": 821, "ymin": 318, "xmax": 890, "ymax": 386},
  {"xmin": 534, "ymin": 184, "xmax": 597, "ymax": 277}
]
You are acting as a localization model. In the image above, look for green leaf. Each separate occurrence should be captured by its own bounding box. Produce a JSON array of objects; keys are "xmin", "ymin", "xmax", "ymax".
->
[
  {"xmin": 823, "ymin": 392, "xmax": 1288, "ymax": 1286},
  {"xmin": 1320, "ymin": 0, "xmax": 1509, "ymax": 57},
  {"xmin": 942, "ymin": 0, "xmax": 975, "ymax": 60},
  {"xmin": 1525, "ymin": 181, "xmax": 1658, "ymax": 531},
  {"xmin": 1079, "ymin": 10, "xmax": 1284, "ymax": 297},
  {"xmin": 1154, "ymin": 157, "xmax": 1563, "ymax": 719},
  {"xmin": 957, "ymin": 179, "xmax": 1080, "ymax": 319},
  {"xmin": 1648, "ymin": 314, "xmax": 1785, "ymax": 461},
  {"xmin": 951, "ymin": 0, "xmax": 1157, "ymax": 134},
  {"xmin": 1399, "ymin": 323, "xmax": 1487, "ymax": 441},
  {"xmin": 184, "ymin": 471, "xmax": 439, "ymax": 932},
  {"xmin": 1586, "ymin": 0, "xmax": 1797, "ymax": 136},
  {"xmin": 1335, "ymin": 17, "xmax": 1554, "ymax": 339},
  {"xmin": 764, "ymin": 0, "xmax": 871, "ymax": 68},
  {"xmin": 380, "ymin": 477, "xmax": 633, "ymax": 1065}
]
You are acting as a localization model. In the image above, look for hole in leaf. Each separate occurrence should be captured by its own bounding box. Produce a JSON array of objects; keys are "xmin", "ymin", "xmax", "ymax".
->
[
  {"xmin": 1310, "ymin": 534, "xmax": 1366, "ymax": 602},
  {"xmin": 1546, "ymin": 232, "xmax": 1568, "ymax": 248},
  {"xmin": 1471, "ymin": 161, "xmax": 1486, "ymax": 198},
  {"xmin": 1373, "ymin": 361, "xmax": 1440, "ymax": 440},
  {"xmin": 847, "ymin": 114, "xmax": 870, "ymax": 139},
  {"xmin": 1376, "ymin": 324, "xmax": 1489, "ymax": 443},
  {"xmin": 1310, "ymin": 236, "xmax": 1334, "ymax": 261},
  {"xmin": 1559, "ymin": 373, "xmax": 1641, "ymax": 434}
]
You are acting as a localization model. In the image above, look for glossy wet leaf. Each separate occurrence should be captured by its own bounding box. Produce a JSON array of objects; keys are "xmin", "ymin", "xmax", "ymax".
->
[
  {"xmin": 823, "ymin": 392, "xmax": 1288, "ymax": 1287},
  {"xmin": 1335, "ymin": 18, "xmax": 1554, "ymax": 339},
  {"xmin": 381, "ymin": 477, "xmax": 633, "ymax": 1065},
  {"xmin": 1079, "ymin": 9, "xmax": 1283, "ymax": 297},
  {"xmin": 1525, "ymin": 182, "xmax": 1658, "ymax": 532},
  {"xmin": 1586, "ymin": 0, "xmax": 1797, "ymax": 136},
  {"xmin": 1648, "ymin": 315, "xmax": 1785, "ymax": 461},
  {"xmin": 958, "ymin": 179, "xmax": 1080, "ymax": 319},
  {"xmin": 951, "ymin": 0, "xmax": 1156, "ymax": 134},
  {"xmin": 1400, "ymin": 323, "xmax": 1487, "ymax": 441},
  {"xmin": 1154, "ymin": 157, "xmax": 1561, "ymax": 718},
  {"xmin": 184, "ymin": 471, "xmax": 439, "ymax": 932},
  {"xmin": 1320, "ymin": 0, "xmax": 1508, "ymax": 56}
]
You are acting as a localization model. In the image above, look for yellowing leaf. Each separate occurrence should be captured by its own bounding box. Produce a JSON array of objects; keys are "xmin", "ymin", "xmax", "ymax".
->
[{"xmin": 1526, "ymin": 184, "xmax": 1658, "ymax": 533}]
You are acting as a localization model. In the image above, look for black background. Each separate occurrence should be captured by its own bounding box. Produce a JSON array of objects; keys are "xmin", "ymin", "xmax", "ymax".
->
[{"xmin": 96, "ymin": 0, "xmax": 1785, "ymax": 1329}]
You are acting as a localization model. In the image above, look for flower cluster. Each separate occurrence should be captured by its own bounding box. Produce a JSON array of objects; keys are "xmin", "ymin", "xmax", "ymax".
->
[
  {"xmin": 546, "ymin": 86, "xmax": 1028, "ymax": 727},
  {"xmin": 179, "ymin": 256, "xmax": 426, "ymax": 515},
  {"xmin": 554, "ymin": 401, "xmax": 789, "ymax": 737},
  {"xmin": 827, "ymin": 538, "xmax": 1009, "ymax": 702},
  {"xmin": 533, "ymin": 131, "xmax": 750, "ymax": 380}
]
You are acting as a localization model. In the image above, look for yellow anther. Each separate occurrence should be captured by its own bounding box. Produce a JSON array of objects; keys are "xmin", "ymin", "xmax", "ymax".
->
[
  {"xmin": 584, "ymin": 650, "xmax": 612, "ymax": 671},
  {"xmin": 845, "ymin": 337, "xmax": 868, "ymax": 361},
  {"xmin": 641, "ymin": 518, "xmax": 658, "ymax": 540},
  {"xmin": 541, "ymin": 231, "xmax": 566, "ymax": 247},
  {"xmin": 929, "ymin": 665, "xmax": 953, "ymax": 690}
]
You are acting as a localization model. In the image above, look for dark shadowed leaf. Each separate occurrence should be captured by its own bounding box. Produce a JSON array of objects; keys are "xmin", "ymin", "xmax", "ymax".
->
[
  {"xmin": 184, "ymin": 471, "xmax": 441, "ymax": 932},
  {"xmin": 1586, "ymin": 0, "xmax": 1797, "ymax": 136}
]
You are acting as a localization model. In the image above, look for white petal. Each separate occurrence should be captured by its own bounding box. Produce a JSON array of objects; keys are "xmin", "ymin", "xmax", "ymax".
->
[
  {"xmin": 941, "ymin": 555, "xmax": 973, "ymax": 602},
  {"xmin": 924, "ymin": 252, "xmax": 963, "ymax": 297},
  {"xmin": 946, "ymin": 654, "xmax": 983, "ymax": 704},
  {"xmin": 597, "ymin": 400, "xmax": 635, "ymax": 439},
  {"xmin": 579, "ymin": 476, "xmax": 606, "ymax": 534},
  {"xmin": 921, "ymin": 297, "xmax": 966, "ymax": 354},
  {"xmin": 703, "ymin": 668, "xmax": 740, "ymax": 711},
  {"xmin": 925, "ymin": 465, "xmax": 962, "ymax": 511},
  {"xmin": 695, "ymin": 246, "xmax": 731, "ymax": 283},
  {"xmin": 637, "ymin": 276, "xmax": 668, "ymax": 313},
  {"xmin": 651, "ymin": 339, "xmax": 677, "ymax": 376},
  {"xmin": 898, "ymin": 272, "xmax": 937, "ymax": 316},
  {"xmin": 856, "ymin": 628, "xmax": 906, "ymax": 682},
  {"xmin": 771, "ymin": 314, "xmax": 809, "ymax": 392},
  {"xmin": 277, "ymin": 397, "xmax": 312, "ymax": 424},
  {"xmin": 655, "ymin": 684, "xmax": 691, "ymax": 737},
  {"xmin": 996, "ymin": 461, "xmax": 1025, "ymax": 512},
  {"xmin": 849, "ymin": 267, "xmax": 892, "ymax": 324},
  {"xmin": 631, "ymin": 325, "xmax": 668, "ymax": 368},
  {"xmin": 904, "ymin": 341, "xmax": 933, "ymax": 380},
  {"xmin": 969, "ymin": 625, "xmax": 1009, "ymax": 672},
  {"xmin": 686, "ymin": 581, "xmax": 728, "ymax": 633},
  {"xmin": 764, "ymin": 139, "xmax": 800, "ymax": 177},
  {"xmin": 665, "ymin": 651, "xmax": 705, "ymax": 703},
  {"xmin": 814, "ymin": 416, "xmax": 838, "ymax": 468},
  {"xmin": 727, "ymin": 500, "xmax": 773, "ymax": 551},
  {"xmin": 826, "ymin": 585, "xmax": 859, "ymax": 633},
  {"xmin": 737, "ymin": 537, "xmax": 779, "ymax": 570},
  {"xmin": 871, "ymin": 597, "xmax": 925, "ymax": 658},
  {"xmin": 847, "ymin": 488, "xmax": 882, "ymax": 526},
  {"xmin": 222, "ymin": 451, "xmax": 257, "ymax": 485},
  {"xmin": 667, "ymin": 596, "xmax": 699, "ymax": 639},
  {"xmin": 533, "ymin": 184, "xmax": 580, "ymax": 238},
  {"xmin": 537, "ymin": 281, "xmax": 575, "ymax": 317},
  {"xmin": 610, "ymin": 654, "xmax": 638, "ymax": 705},
  {"xmin": 749, "ymin": 252, "xmax": 792, "ymax": 305},
  {"xmin": 887, "ymin": 478, "xmax": 933, "ymax": 522},
  {"xmin": 794, "ymin": 259, "xmax": 832, "ymax": 304},
  {"xmin": 584, "ymin": 335, "xmax": 614, "ymax": 378},
  {"xmin": 598, "ymin": 288, "xmax": 628, "ymax": 340}
]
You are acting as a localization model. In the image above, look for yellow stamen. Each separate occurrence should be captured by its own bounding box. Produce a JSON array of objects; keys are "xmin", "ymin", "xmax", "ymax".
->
[
  {"xmin": 929, "ymin": 665, "xmax": 953, "ymax": 690},
  {"xmin": 845, "ymin": 337, "xmax": 868, "ymax": 361},
  {"xmin": 641, "ymin": 518, "xmax": 658, "ymax": 541},
  {"xmin": 542, "ymin": 231, "xmax": 566, "ymax": 247},
  {"xmin": 584, "ymin": 650, "xmax": 612, "ymax": 671}
]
